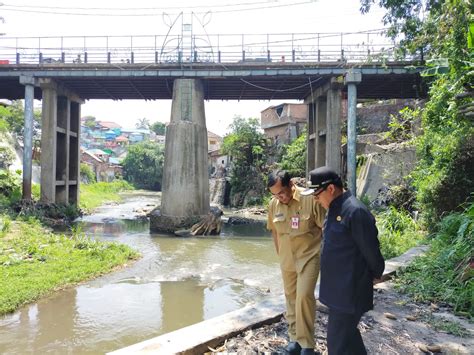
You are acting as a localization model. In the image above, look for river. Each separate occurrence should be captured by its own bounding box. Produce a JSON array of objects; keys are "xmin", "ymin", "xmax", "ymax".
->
[{"xmin": 0, "ymin": 192, "xmax": 281, "ymax": 354}]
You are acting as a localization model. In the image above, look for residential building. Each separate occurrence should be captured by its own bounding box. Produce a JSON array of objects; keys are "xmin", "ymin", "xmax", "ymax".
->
[{"xmin": 260, "ymin": 103, "xmax": 308, "ymax": 146}]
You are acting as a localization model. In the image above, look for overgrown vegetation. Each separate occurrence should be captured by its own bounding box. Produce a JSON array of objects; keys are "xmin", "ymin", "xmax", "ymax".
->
[
  {"xmin": 222, "ymin": 116, "xmax": 270, "ymax": 206},
  {"xmin": 395, "ymin": 202, "xmax": 473, "ymax": 316},
  {"xmin": 360, "ymin": 0, "xmax": 473, "ymax": 316},
  {"xmin": 122, "ymin": 141, "xmax": 164, "ymax": 191},
  {"xmin": 80, "ymin": 180, "xmax": 133, "ymax": 212},
  {"xmin": 376, "ymin": 206, "xmax": 425, "ymax": 259},
  {"xmin": 0, "ymin": 216, "xmax": 139, "ymax": 315},
  {"xmin": 278, "ymin": 129, "xmax": 307, "ymax": 178}
]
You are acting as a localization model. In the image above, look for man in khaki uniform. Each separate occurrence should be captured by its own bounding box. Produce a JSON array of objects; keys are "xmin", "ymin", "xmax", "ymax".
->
[{"xmin": 267, "ymin": 170, "xmax": 325, "ymax": 355}]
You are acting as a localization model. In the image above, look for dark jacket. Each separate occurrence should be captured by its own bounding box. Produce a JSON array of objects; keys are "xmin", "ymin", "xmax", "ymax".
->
[{"xmin": 319, "ymin": 191, "xmax": 385, "ymax": 314}]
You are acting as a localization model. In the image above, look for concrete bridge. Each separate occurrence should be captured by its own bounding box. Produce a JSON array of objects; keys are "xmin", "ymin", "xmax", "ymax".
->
[{"xmin": 0, "ymin": 31, "xmax": 425, "ymax": 231}]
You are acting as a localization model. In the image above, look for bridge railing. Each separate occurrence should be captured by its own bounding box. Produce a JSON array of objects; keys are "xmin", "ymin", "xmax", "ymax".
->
[{"xmin": 0, "ymin": 30, "xmax": 419, "ymax": 65}]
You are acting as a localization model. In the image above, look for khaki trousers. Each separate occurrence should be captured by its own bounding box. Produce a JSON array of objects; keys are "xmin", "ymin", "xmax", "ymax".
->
[{"xmin": 281, "ymin": 254, "xmax": 320, "ymax": 348}]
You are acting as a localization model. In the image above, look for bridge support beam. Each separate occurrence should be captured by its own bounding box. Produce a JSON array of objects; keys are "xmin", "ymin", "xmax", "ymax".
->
[
  {"xmin": 19, "ymin": 75, "xmax": 36, "ymax": 201},
  {"xmin": 306, "ymin": 77, "xmax": 343, "ymax": 176},
  {"xmin": 150, "ymin": 79, "xmax": 210, "ymax": 233},
  {"xmin": 345, "ymin": 71, "xmax": 361, "ymax": 194},
  {"xmin": 39, "ymin": 78, "xmax": 82, "ymax": 205}
]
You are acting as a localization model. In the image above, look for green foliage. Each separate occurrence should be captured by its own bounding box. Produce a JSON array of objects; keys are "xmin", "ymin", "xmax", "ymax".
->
[
  {"xmin": 279, "ymin": 129, "xmax": 307, "ymax": 178},
  {"xmin": 0, "ymin": 169, "xmax": 22, "ymax": 208},
  {"xmin": 222, "ymin": 116, "xmax": 269, "ymax": 206},
  {"xmin": 122, "ymin": 141, "xmax": 164, "ymax": 191},
  {"xmin": 412, "ymin": 77, "xmax": 474, "ymax": 226},
  {"xmin": 0, "ymin": 146, "xmax": 15, "ymax": 169},
  {"xmin": 80, "ymin": 180, "xmax": 133, "ymax": 211},
  {"xmin": 82, "ymin": 116, "xmax": 97, "ymax": 129},
  {"xmin": 395, "ymin": 203, "xmax": 474, "ymax": 316},
  {"xmin": 376, "ymin": 206, "xmax": 425, "ymax": 259},
  {"xmin": 384, "ymin": 106, "xmax": 421, "ymax": 143},
  {"xmin": 80, "ymin": 163, "xmax": 96, "ymax": 184},
  {"xmin": 150, "ymin": 121, "xmax": 166, "ymax": 135},
  {"xmin": 0, "ymin": 218, "xmax": 139, "ymax": 315},
  {"xmin": 0, "ymin": 101, "xmax": 41, "ymax": 141}
]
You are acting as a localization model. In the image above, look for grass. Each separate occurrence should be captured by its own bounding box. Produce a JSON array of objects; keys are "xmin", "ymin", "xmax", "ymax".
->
[
  {"xmin": 0, "ymin": 216, "xmax": 140, "ymax": 315},
  {"xmin": 395, "ymin": 203, "xmax": 473, "ymax": 317},
  {"xmin": 376, "ymin": 206, "xmax": 426, "ymax": 260},
  {"xmin": 79, "ymin": 180, "xmax": 133, "ymax": 212},
  {"xmin": 420, "ymin": 312, "xmax": 470, "ymax": 337}
]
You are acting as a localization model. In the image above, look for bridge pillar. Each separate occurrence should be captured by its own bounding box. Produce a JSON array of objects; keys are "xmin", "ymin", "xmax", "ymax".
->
[
  {"xmin": 325, "ymin": 78, "xmax": 343, "ymax": 174},
  {"xmin": 305, "ymin": 77, "xmax": 343, "ymax": 176},
  {"xmin": 19, "ymin": 75, "xmax": 36, "ymax": 201},
  {"xmin": 150, "ymin": 79, "xmax": 210, "ymax": 233},
  {"xmin": 344, "ymin": 71, "xmax": 362, "ymax": 194},
  {"xmin": 39, "ymin": 79, "xmax": 82, "ymax": 205}
]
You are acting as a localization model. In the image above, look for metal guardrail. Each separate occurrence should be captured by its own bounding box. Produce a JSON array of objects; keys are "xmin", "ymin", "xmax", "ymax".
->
[{"xmin": 0, "ymin": 30, "xmax": 419, "ymax": 65}]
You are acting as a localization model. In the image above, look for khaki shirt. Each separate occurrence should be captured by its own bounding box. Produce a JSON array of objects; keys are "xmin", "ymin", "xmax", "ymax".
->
[{"xmin": 267, "ymin": 186, "xmax": 326, "ymax": 272}]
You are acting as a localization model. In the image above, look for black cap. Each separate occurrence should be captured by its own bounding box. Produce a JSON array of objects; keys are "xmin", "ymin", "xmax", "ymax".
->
[{"xmin": 301, "ymin": 166, "xmax": 341, "ymax": 196}]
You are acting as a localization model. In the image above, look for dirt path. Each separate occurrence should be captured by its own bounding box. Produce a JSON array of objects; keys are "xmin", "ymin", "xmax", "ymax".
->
[{"xmin": 210, "ymin": 281, "xmax": 473, "ymax": 354}]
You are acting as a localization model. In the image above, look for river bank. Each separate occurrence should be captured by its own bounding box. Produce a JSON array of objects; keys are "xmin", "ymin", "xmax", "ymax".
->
[{"xmin": 212, "ymin": 281, "xmax": 473, "ymax": 354}]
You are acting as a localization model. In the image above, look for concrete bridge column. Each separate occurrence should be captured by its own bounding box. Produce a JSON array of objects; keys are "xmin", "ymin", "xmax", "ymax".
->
[
  {"xmin": 325, "ymin": 79, "xmax": 343, "ymax": 175},
  {"xmin": 150, "ymin": 79, "xmax": 210, "ymax": 233},
  {"xmin": 19, "ymin": 75, "xmax": 36, "ymax": 200},
  {"xmin": 315, "ymin": 97, "xmax": 327, "ymax": 169},
  {"xmin": 306, "ymin": 102, "xmax": 316, "ymax": 174},
  {"xmin": 39, "ymin": 78, "xmax": 81, "ymax": 205},
  {"xmin": 345, "ymin": 71, "xmax": 362, "ymax": 194}
]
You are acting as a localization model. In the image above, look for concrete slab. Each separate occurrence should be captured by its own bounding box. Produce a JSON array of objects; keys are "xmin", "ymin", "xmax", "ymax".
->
[
  {"xmin": 108, "ymin": 245, "xmax": 428, "ymax": 355},
  {"xmin": 107, "ymin": 295, "xmax": 286, "ymax": 355}
]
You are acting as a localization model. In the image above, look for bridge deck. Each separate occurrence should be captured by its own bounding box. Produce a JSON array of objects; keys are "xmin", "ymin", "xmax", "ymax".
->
[{"xmin": 0, "ymin": 61, "xmax": 425, "ymax": 101}]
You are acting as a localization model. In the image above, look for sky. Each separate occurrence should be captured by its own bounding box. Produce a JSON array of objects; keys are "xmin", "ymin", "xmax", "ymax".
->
[{"xmin": 0, "ymin": 0, "xmax": 387, "ymax": 136}]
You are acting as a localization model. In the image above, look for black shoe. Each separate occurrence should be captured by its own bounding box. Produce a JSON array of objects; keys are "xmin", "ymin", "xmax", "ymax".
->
[
  {"xmin": 300, "ymin": 349, "xmax": 316, "ymax": 355},
  {"xmin": 286, "ymin": 341, "xmax": 302, "ymax": 355}
]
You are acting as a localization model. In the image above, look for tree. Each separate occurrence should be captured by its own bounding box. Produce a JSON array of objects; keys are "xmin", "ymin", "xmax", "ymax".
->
[
  {"xmin": 135, "ymin": 117, "xmax": 150, "ymax": 129},
  {"xmin": 279, "ymin": 129, "xmax": 307, "ymax": 178},
  {"xmin": 83, "ymin": 115, "xmax": 97, "ymax": 129},
  {"xmin": 150, "ymin": 121, "xmax": 166, "ymax": 135},
  {"xmin": 360, "ymin": 0, "xmax": 473, "ymax": 224},
  {"xmin": 0, "ymin": 101, "xmax": 41, "ymax": 141},
  {"xmin": 122, "ymin": 141, "xmax": 164, "ymax": 191},
  {"xmin": 222, "ymin": 116, "xmax": 269, "ymax": 205},
  {"xmin": 359, "ymin": 0, "xmax": 444, "ymax": 56}
]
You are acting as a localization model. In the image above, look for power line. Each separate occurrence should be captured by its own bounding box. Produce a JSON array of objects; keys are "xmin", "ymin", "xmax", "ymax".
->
[
  {"xmin": 0, "ymin": 1, "xmax": 315, "ymax": 17},
  {"xmin": 1, "ymin": 0, "xmax": 273, "ymax": 11}
]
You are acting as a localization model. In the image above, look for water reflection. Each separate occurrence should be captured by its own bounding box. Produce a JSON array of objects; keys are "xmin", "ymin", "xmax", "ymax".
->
[{"xmin": 0, "ymin": 194, "xmax": 280, "ymax": 354}]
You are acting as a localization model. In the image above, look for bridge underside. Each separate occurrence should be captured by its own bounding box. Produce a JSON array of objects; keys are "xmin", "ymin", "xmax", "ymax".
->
[{"xmin": 0, "ymin": 63, "xmax": 425, "ymax": 101}]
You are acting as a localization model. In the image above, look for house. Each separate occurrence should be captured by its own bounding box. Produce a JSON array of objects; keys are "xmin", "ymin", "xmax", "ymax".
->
[
  {"xmin": 81, "ymin": 149, "xmax": 120, "ymax": 182},
  {"xmin": 96, "ymin": 121, "xmax": 122, "ymax": 132},
  {"xmin": 207, "ymin": 131, "xmax": 223, "ymax": 152},
  {"xmin": 208, "ymin": 148, "xmax": 229, "ymax": 177},
  {"xmin": 260, "ymin": 103, "xmax": 308, "ymax": 146},
  {"xmin": 121, "ymin": 128, "xmax": 151, "ymax": 143}
]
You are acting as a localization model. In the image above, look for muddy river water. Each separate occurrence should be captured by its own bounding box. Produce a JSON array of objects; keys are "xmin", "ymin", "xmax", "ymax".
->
[{"xmin": 0, "ymin": 192, "xmax": 282, "ymax": 354}]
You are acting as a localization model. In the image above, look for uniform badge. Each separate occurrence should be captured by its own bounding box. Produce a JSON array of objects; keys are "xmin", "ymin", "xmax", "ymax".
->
[
  {"xmin": 336, "ymin": 215, "xmax": 342, "ymax": 222},
  {"xmin": 291, "ymin": 216, "xmax": 299, "ymax": 229}
]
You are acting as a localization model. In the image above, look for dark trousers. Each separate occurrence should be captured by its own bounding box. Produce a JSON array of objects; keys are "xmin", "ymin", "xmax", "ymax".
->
[{"xmin": 327, "ymin": 309, "xmax": 367, "ymax": 355}]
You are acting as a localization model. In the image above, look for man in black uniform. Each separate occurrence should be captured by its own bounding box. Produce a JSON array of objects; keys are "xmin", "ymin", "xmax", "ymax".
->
[{"xmin": 302, "ymin": 166, "xmax": 385, "ymax": 355}]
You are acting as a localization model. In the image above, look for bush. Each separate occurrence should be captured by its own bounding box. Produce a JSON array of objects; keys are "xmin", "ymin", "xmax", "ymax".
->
[
  {"xmin": 395, "ymin": 203, "xmax": 474, "ymax": 316},
  {"xmin": 122, "ymin": 141, "xmax": 164, "ymax": 191},
  {"xmin": 0, "ymin": 146, "xmax": 15, "ymax": 169},
  {"xmin": 279, "ymin": 129, "xmax": 307, "ymax": 178},
  {"xmin": 376, "ymin": 206, "xmax": 425, "ymax": 260},
  {"xmin": 0, "ymin": 169, "xmax": 21, "ymax": 207},
  {"xmin": 80, "ymin": 163, "xmax": 96, "ymax": 184}
]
